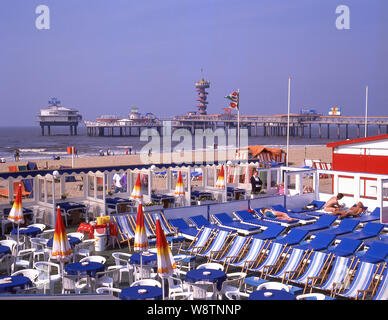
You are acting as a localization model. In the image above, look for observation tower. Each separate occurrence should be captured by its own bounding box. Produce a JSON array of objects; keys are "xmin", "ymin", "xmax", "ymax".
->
[{"xmin": 194, "ymin": 78, "xmax": 210, "ymax": 115}]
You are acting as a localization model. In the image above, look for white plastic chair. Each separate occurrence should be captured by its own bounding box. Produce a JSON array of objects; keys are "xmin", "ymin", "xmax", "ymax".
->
[
  {"xmin": 296, "ymin": 293, "xmax": 326, "ymax": 300},
  {"xmin": 225, "ymin": 290, "xmax": 250, "ymax": 300},
  {"xmin": 29, "ymin": 237, "xmax": 49, "ymax": 262},
  {"xmin": 80, "ymin": 255, "xmax": 106, "ymax": 265},
  {"xmin": 67, "ymin": 232, "xmax": 85, "ymax": 241},
  {"xmin": 218, "ymin": 272, "xmax": 247, "ymax": 299},
  {"xmin": 256, "ymin": 281, "xmax": 290, "ymax": 292},
  {"xmin": 112, "ymin": 252, "xmax": 132, "ymax": 284},
  {"xmin": 0, "ymin": 254, "xmax": 13, "ymax": 275},
  {"xmin": 189, "ymin": 281, "xmax": 216, "ymax": 300},
  {"xmin": 170, "ymin": 292, "xmax": 193, "ymax": 300},
  {"xmin": 131, "ymin": 279, "xmax": 162, "ymax": 288},
  {"xmin": 196, "ymin": 262, "xmax": 224, "ymax": 271},
  {"xmin": 61, "ymin": 273, "xmax": 90, "ymax": 294},
  {"xmin": 13, "ymin": 248, "xmax": 34, "ymax": 272},
  {"xmin": 0, "ymin": 239, "xmax": 17, "ymax": 256},
  {"xmin": 96, "ymin": 286, "xmax": 122, "ymax": 297},
  {"xmin": 165, "ymin": 275, "xmax": 190, "ymax": 296},
  {"xmin": 39, "ymin": 229, "xmax": 55, "ymax": 239},
  {"xmin": 34, "ymin": 261, "xmax": 61, "ymax": 294},
  {"xmin": 93, "ymin": 266, "xmax": 121, "ymax": 290},
  {"xmin": 11, "ymin": 268, "xmax": 40, "ymax": 282},
  {"xmin": 73, "ymin": 239, "xmax": 95, "ymax": 262},
  {"xmin": 133, "ymin": 265, "xmax": 158, "ymax": 281}
]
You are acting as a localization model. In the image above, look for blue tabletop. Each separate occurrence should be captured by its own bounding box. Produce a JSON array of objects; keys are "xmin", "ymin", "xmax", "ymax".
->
[
  {"xmin": 65, "ymin": 262, "xmax": 105, "ymax": 277},
  {"xmin": 47, "ymin": 236, "xmax": 82, "ymax": 248},
  {"xmin": 249, "ymin": 289, "xmax": 296, "ymax": 300},
  {"xmin": 3, "ymin": 207, "xmax": 33, "ymax": 216},
  {"xmin": 11, "ymin": 226, "xmax": 41, "ymax": 237},
  {"xmin": 58, "ymin": 202, "xmax": 86, "ymax": 211},
  {"xmin": 106, "ymin": 198, "xmax": 131, "ymax": 204},
  {"xmin": 0, "ymin": 245, "xmax": 11, "ymax": 257},
  {"xmin": 185, "ymin": 268, "xmax": 227, "ymax": 291},
  {"xmin": 129, "ymin": 252, "xmax": 157, "ymax": 265},
  {"xmin": 0, "ymin": 276, "xmax": 32, "ymax": 294},
  {"xmin": 119, "ymin": 285, "xmax": 163, "ymax": 300}
]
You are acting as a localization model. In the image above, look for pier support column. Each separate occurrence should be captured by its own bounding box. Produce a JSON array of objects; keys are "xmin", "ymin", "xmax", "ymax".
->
[
  {"xmin": 41, "ymin": 126, "xmax": 45, "ymax": 136},
  {"xmin": 345, "ymin": 124, "xmax": 348, "ymax": 139},
  {"xmin": 319, "ymin": 124, "xmax": 322, "ymax": 138},
  {"xmin": 48, "ymin": 126, "xmax": 51, "ymax": 136},
  {"xmin": 337, "ymin": 124, "xmax": 340, "ymax": 139},
  {"xmin": 327, "ymin": 124, "xmax": 330, "ymax": 139},
  {"xmin": 357, "ymin": 125, "xmax": 360, "ymax": 138},
  {"xmin": 309, "ymin": 124, "xmax": 312, "ymax": 138},
  {"xmin": 378, "ymin": 125, "xmax": 381, "ymax": 135}
]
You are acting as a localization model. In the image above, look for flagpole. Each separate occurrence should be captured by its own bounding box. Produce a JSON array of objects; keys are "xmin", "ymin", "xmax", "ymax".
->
[
  {"xmin": 237, "ymin": 89, "xmax": 240, "ymax": 152},
  {"xmin": 364, "ymin": 85, "xmax": 368, "ymax": 138},
  {"xmin": 286, "ymin": 77, "xmax": 291, "ymax": 167}
]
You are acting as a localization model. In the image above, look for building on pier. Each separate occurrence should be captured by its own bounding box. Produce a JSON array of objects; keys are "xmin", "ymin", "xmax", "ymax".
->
[
  {"xmin": 194, "ymin": 78, "xmax": 210, "ymax": 115},
  {"xmin": 37, "ymin": 98, "xmax": 82, "ymax": 136}
]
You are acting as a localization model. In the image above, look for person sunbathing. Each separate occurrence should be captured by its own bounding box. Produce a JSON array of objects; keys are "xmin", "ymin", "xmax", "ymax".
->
[
  {"xmin": 337, "ymin": 202, "xmax": 365, "ymax": 219},
  {"xmin": 261, "ymin": 208, "xmax": 298, "ymax": 221},
  {"xmin": 323, "ymin": 193, "xmax": 345, "ymax": 215}
]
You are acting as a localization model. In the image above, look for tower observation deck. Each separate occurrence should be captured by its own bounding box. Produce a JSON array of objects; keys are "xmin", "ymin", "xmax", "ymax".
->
[{"xmin": 194, "ymin": 78, "xmax": 210, "ymax": 115}]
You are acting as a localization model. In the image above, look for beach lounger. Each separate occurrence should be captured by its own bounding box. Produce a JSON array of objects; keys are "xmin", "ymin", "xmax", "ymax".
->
[
  {"xmin": 129, "ymin": 215, "xmax": 155, "ymax": 238},
  {"xmin": 208, "ymin": 235, "xmax": 252, "ymax": 263},
  {"xmin": 252, "ymin": 224, "xmax": 287, "ymax": 241},
  {"xmin": 307, "ymin": 255, "xmax": 358, "ymax": 294},
  {"xmin": 285, "ymin": 251, "xmax": 334, "ymax": 292},
  {"xmin": 233, "ymin": 210, "xmax": 279, "ymax": 229},
  {"xmin": 289, "ymin": 201, "xmax": 326, "ymax": 213},
  {"xmin": 273, "ymin": 228, "xmax": 310, "ymax": 247},
  {"xmin": 178, "ymin": 227, "xmax": 217, "ymax": 255},
  {"xmin": 196, "ymin": 229, "xmax": 233, "ymax": 258},
  {"xmin": 293, "ymin": 233, "xmax": 336, "ymax": 252},
  {"xmin": 323, "ymin": 238, "xmax": 363, "ymax": 257},
  {"xmin": 147, "ymin": 212, "xmax": 177, "ymax": 236},
  {"xmin": 211, "ymin": 213, "xmax": 262, "ymax": 235},
  {"xmin": 252, "ymin": 207, "xmax": 301, "ymax": 226},
  {"xmin": 359, "ymin": 264, "xmax": 388, "ymax": 300},
  {"xmin": 224, "ymin": 238, "xmax": 269, "ymax": 273},
  {"xmin": 168, "ymin": 218, "xmax": 198, "ymax": 240},
  {"xmin": 291, "ymin": 215, "xmax": 337, "ymax": 234},
  {"xmin": 332, "ymin": 260, "xmax": 384, "ymax": 299},
  {"xmin": 188, "ymin": 215, "xmax": 235, "ymax": 233},
  {"xmin": 352, "ymin": 207, "xmax": 380, "ymax": 224},
  {"xmin": 357, "ymin": 242, "xmax": 388, "ymax": 264},
  {"xmin": 266, "ymin": 248, "xmax": 311, "ymax": 281},
  {"xmin": 111, "ymin": 215, "xmax": 135, "ymax": 246},
  {"xmin": 312, "ymin": 219, "xmax": 360, "ymax": 237},
  {"xmin": 270, "ymin": 205, "xmax": 316, "ymax": 222},
  {"xmin": 337, "ymin": 222, "xmax": 385, "ymax": 242}
]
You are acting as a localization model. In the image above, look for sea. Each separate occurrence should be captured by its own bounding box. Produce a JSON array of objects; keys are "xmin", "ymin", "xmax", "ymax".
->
[{"xmin": 0, "ymin": 125, "xmax": 381, "ymax": 162}]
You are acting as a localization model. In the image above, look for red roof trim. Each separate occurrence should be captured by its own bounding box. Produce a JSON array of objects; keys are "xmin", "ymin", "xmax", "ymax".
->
[{"xmin": 326, "ymin": 134, "xmax": 388, "ymax": 148}]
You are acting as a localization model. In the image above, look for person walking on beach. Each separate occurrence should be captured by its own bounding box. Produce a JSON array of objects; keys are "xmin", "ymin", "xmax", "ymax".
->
[
  {"xmin": 14, "ymin": 150, "xmax": 20, "ymax": 162},
  {"xmin": 323, "ymin": 193, "xmax": 345, "ymax": 214}
]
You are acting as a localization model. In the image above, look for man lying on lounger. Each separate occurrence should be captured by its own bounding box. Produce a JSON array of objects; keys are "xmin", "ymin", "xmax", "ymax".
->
[
  {"xmin": 336, "ymin": 202, "xmax": 365, "ymax": 219},
  {"xmin": 323, "ymin": 193, "xmax": 345, "ymax": 215},
  {"xmin": 261, "ymin": 208, "xmax": 298, "ymax": 221}
]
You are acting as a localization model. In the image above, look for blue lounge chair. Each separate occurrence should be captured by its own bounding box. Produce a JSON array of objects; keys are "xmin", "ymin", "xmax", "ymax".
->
[
  {"xmin": 323, "ymin": 238, "xmax": 363, "ymax": 257},
  {"xmin": 293, "ymin": 233, "xmax": 336, "ymax": 252},
  {"xmin": 332, "ymin": 260, "xmax": 383, "ymax": 299},
  {"xmin": 253, "ymin": 208, "xmax": 301, "ymax": 226},
  {"xmin": 211, "ymin": 213, "xmax": 262, "ymax": 235},
  {"xmin": 289, "ymin": 200, "xmax": 326, "ymax": 213},
  {"xmin": 188, "ymin": 215, "xmax": 235, "ymax": 233},
  {"xmin": 252, "ymin": 224, "xmax": 287, "ymax": 241},
  {"xmin": 353, "ymin": 207, "xmax": 380, "ymax": 223},
  {"xmin": 270, "ymin": 205, "xmax": 316, "ymax": 221},
  {"xmin": 291, "ymin": 215, "xmax": 337, "ymax": 234},
  {"xmin": 196, "ymin": 229, "xmax": 233, "ymax": 258},
  {"xmin": 209, "ymin": 235, "xmax": 251, "ymax": 263},
  {"xmin": 313, "ymin": 219, "xmax": 360, "ymax": 237},
  {"xmin": 225, "ymin": 238, "xmax": 269, "ymax": 272},
  {"xmin": 178, "ymin": 227, "xmax": 217, "ymax": 255},
  {"xmin": 168, "ymin": 218, "xmax": 199, "ymax": 239},
  {"xmin": 147, "ymin": 212, "xmax": 176, "ymax": 236},
  {"xmin": 360, "ymin": 265, "xmax": 388, "ymax": 300},
  {"xmin": 273, "ymin": 228, "xmax": 310, "ymax": 247},
  {"xmin": 233, "ymin": 210, "xmax": 280, "ymax": 229},
  {"xmin": 357, "ymin": 242, "xmax": 388, "ymax": 264},
  {"xmin": 268, "ymin": 248, "xmax": 311, "ymax": 280},
  {"xmin": 111, "ymin": 215, "xmax": 135, "ymax": 244},
  {"xmin": 129, "ymin": 215, "xmax": 155, "ymax": 238},
  {"xmin": 337, "ymin": 222, "xmax": 385, "ymax": 242}
]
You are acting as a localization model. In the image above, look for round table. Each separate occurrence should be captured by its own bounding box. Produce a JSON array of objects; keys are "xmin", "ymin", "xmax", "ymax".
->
[
  {"xmin": 65, "ymin": 261, "xmax": 105, "ymax": 277},
  {"xmin": 47, "ymin": 236, "xmax": 82, "ymax": 248},
  {"xmin": 0, "ymin": 276, "xmax": 32, "ymax": 294},
  {"xmin": 119, "ymin": 285, "xmax": 163, "ymax": 300},
  {"xmin": 129, "ymin": 252, "xmax": 157, "ymax": 266},
  {"xmin": 185, "ymin": 268, "xmax": 227, "ymax": 291},
  {"xmin": 11, "ymin": 226, "xmax": 41, "ymax": 238},
  {"xmin": 249, "ymin": 289, "xmax": 296, "ymax": 300},
  {"xmin": 0, "ymin": 245, "xmax": 11, "ymax": 258}
]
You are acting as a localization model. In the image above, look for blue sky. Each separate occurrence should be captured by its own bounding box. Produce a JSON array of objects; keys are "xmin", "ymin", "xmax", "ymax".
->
[{"xmin": 0, "ymin": 0, "xmax": 387, "ymax": 126}]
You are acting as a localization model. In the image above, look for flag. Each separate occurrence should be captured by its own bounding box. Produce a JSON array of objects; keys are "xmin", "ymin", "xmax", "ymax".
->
[
  {"xmin": 50, "ymin": 206, "xmax": 72, "ymax": 261},
  {"xmin": 225, "ymin": 90, "xmax": 239, "ymax": 110},
  {"xmin": 174, "ymin": 171, "xmax": 185, "ymax": 197},
  {"xmin": 8, "ymin": 184, "xmax": 24, "ymax": 225},
  {"xmin": 134, "ymin": 203, "xmax": 149, "ymax": 251},
  {"xmin": 156, "ymin": 218, "xmax": 176, "ymax": 276},
  {"xmin": 130, "ymin": 173, "xmax": 143, "ymax": 201},
  {"xmin": 215, "ymin": 165, "xmax": 225, "ymax": 188}
]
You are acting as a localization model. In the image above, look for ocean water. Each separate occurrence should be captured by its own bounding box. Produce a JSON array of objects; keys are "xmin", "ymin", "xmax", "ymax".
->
[{"xmin": 0, "ymin": 125, "xmax": 381, "ymax": 162}]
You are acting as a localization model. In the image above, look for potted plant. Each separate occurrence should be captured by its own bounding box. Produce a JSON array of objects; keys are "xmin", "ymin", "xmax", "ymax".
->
[
  {"xmin": 142, "ymin": 201, "xmax": 163, "ymax": 212},
  {"xmin": 197, "ymin": 196, "xmax": 217, "ymax": 206},
  {"xmin": 60, "ymin": 193, "xmax": 68, "ymax": 201}
]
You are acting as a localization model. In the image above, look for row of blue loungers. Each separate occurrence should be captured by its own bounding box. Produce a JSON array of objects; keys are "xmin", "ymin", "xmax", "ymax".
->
[{"xmin": 167, "ymin": 205, "xmax": 388, "ymax": 300}]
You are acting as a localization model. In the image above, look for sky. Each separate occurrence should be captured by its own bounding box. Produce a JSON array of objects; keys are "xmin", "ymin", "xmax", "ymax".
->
[{"xmin": 0, "ymin": 0, "xmax": 387, "ymax": 126}]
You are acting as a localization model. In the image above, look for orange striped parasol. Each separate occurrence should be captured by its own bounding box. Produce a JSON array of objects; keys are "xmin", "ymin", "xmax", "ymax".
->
[
  {"xmin": 215, "ymin": 165, "xmax": 226, "ymax": 188},
  {"xmin": 8, "ymin": 184, "xmax": 24, "ymax": 225},
  {"xmin": 130, "ymin": 173, "xmax": 143, "ymax": 201},
  {"xmin": 134, "ymin": 203, "xmax": 149, "ymax": 252},
  {"xmin": 174, "ymin": 171, "xmax": 185, "ymax": 197},
  {"xmin": 156, "ymin": 218, "xmax": 176, "ymax": 276},
  {"xmin": 50, "ymin": 206, "xmax": 72, "ymax": 261}
]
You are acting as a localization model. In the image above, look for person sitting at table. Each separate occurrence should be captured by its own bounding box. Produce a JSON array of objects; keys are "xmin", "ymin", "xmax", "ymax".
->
[
  {"xmin": 323, "ymin": 193, "xmax": 345, "ymax": 215},
  {"xmin": 250, "ymin": 170, "xmax": 263, "ymax": 193},
  {"xmin": 261, "ymin": 208, "xmax": 298, "ymax": 221}
]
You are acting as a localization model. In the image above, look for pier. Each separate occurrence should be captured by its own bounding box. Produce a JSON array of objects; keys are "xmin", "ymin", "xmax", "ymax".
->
[{"xmin": 84, "ymin": 114, "xmax": 388, "ymax": 139}]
